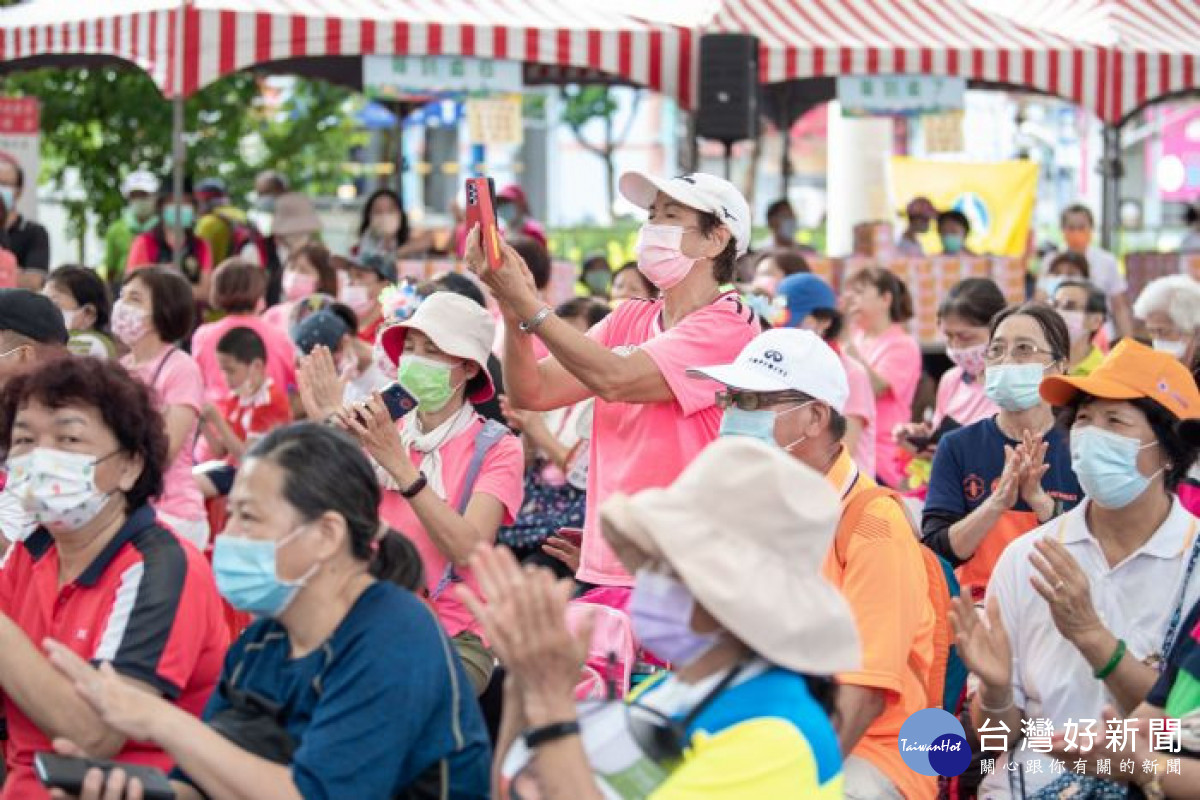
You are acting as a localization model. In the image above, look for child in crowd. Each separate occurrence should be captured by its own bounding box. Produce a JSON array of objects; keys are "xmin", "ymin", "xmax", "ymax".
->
[{"xmin": 196, "ymin": 326, "xmax": 292, "ymax": 497}]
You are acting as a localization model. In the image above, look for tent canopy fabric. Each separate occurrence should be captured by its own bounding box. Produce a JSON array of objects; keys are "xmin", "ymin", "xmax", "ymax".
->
[
  {"xmin": 0, "ymin": 0, "xmax": 695, "ymax": 107},
  {"xmin": 706, "ymin": 0, "xmax": 1109, "ymax": 120},
  {"xmin": 969, "ymin": 0, "xmax": 1200, "ymax": 124}
]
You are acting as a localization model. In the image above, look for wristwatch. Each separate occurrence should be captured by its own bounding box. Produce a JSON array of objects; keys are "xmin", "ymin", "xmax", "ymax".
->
[
  {"xmin": 520, "ymin": 306, "xmax": 555, "ymax": 333},
  {"xmin": 399, "ymin": 474, "xmax": 428, "ymax": 499},
  {"xmin": 523, "ymin": 720, "xmax": 581, "ymax": 749}
]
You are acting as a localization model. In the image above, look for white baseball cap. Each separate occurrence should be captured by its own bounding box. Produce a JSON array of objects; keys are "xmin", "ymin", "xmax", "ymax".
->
[
  {"xmin": 122, "ymin": 170, "xmax": 160, "ymax": 196},
  {"xmin": 687, "ymin": 329, "xmax": 850, "ymax": 413},
  {"xmin": 618, "ymin": 171, "xmax": 752, "ymax": 256}
]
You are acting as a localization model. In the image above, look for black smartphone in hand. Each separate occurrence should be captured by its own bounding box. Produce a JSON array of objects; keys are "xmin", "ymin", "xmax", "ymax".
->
[
  {"xmin": 375, "ymin": 382, "xmax": 417, "ymax": 421},
  {"xmin": 35, "ymin": 752, "xmax": 176, "ymax": 800}
]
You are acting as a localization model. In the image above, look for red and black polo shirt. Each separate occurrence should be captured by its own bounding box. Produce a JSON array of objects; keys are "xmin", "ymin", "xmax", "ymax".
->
[{"xmin": 0, "ymin": 505, "xmax": 228, "ymax": 799}]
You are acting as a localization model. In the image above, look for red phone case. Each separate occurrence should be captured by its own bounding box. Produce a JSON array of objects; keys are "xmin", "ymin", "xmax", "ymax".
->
[{"xmin": 465, "ymin": 177, "xmax": 502, "ymax": 269}]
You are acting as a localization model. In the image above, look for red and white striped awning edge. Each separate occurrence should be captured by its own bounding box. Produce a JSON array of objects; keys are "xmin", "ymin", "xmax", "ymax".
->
[
  {"xmin": 968, "ymin": 0, "xmax": 1200, "ymax": 123},
  {"xmin": 0, "ymin": 0, "xmax": 696, "ymax": 108},
  {"xmin": 713, "ymin": 0, "xmax": 1118, "ymax": 122}
]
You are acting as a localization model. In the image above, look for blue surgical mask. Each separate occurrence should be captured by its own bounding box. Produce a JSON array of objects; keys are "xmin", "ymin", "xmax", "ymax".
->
[
  {"xmin": 162, "ymin": 204, "xmax": 195, "ymax": 229},
  {"xmin": 984, "ymin": 363, "xmax": 1047, "ymax": 412},
  {"xmin": 942, "ymin": 234, "xmax": 965, "ymax": 254},
  {"xmin": 719, "ymin": 406, "xmax": 777, "ymax": 444},
  {"xmin": 718, "ymin": 402, "xmax": 811, "ymax": 448},
  {"xmin": 1039, "ymin": 275, "xmax": 1064, "ymax": 298},
  {"xmin": 1071, "ymin": 426, "xmax": 1160, "ymax": 509},
  {"xmin": 212, "ymin": 527, "xmax": 318, "ymax": 617},
  {"xmin": 777, "ymin": 218, "xmax": 798, "ymax": 241},
  {"xmin": 0, "ymin": 185, "xmax": 14, "ymax": 211}
]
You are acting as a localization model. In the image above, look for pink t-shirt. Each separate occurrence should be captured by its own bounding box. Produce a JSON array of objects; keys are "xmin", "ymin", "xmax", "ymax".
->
[
  {"xmin": 934, "ymin": 366, "xmax": 997, "ymax": 428},
  {"xmin": 378, "ymin": 415, "xmax": 524, "ymax": 637},
  {"xmin": 261, "ymin": 302, "xmax": 294, "ymax": 334},
  {"xmin": 852, "ymin": 324, "xmax": 922, "ymax": 487},
  {"xmin": 191, "ymin": 314, "xmax": 298, "ymax": 402},
  {"xmin": 840, "ymin": 353, "xmax": 877, "ymax": 479},
  {"xmin": 121, "ymin": 348, "xmax": 206, "ymax": 523},
  {"xmin": 579, "ymin": 294, "xmax": 760, "ymax": 586}
]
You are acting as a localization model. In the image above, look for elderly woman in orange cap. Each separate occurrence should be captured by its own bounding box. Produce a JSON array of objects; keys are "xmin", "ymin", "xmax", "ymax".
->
[
  {"xmin": 460, "ymin": 436, "xmax": 859, "ymax": 799},
  {"xmin": 952, "ymin": 340, "xmax": 1200, "ymax": 799}
]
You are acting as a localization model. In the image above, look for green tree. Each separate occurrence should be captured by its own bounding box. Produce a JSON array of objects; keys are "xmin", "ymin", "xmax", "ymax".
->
[
  {"xmin": 559, "ymin": 85, "xmax": 641, "ymax": 217},
  {"xmin": 1, "ymin": 67, "xmax": 365, "ymax": 260}
]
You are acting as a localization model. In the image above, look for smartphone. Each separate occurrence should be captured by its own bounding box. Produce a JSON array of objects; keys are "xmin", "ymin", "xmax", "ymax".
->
[
  {"xmin": 907, "ymin": 416, "xmax": 963, "ymax": 452},
  {"xmin": 379, "ymin": 382, "xmax": 417, "ymax": 420},
  {"xmin": 34, "ymin": 752, "xmax": 176, "ymax": 800},
  {"xmin": 906, "ymin": 434, "xmax": 933, "ymax": 451},
  {"xmin": 555, "ymin": 527, "xmax": 583, "ymax": 547},
  {"xmin": 464, "ymin": 177, "xmax": 502, "ymax": 269}
]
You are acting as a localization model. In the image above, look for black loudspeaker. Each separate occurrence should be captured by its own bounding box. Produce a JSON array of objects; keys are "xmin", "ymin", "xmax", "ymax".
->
[{"xmin": 697, "ymin": 33, "xmax": 760, "ymax": 143}]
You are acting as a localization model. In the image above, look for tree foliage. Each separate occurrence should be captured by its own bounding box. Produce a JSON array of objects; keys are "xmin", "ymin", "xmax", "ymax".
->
[
  {"xmin": 559, "ymin": 85, "xmax": 641, "ymax": 217},
  {"xmin": 1, "ymin": 66, "xmax": 365, "ymax": 246}
]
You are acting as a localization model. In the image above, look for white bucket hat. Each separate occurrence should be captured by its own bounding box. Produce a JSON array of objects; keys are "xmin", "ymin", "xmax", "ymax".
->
[
  {"xmin": 379, "ymin": 291, "xmax": 496, "ymax": 403},
  {"xmin": 600, "ymin": 436, "xmax": 861, "ymax": 676}
]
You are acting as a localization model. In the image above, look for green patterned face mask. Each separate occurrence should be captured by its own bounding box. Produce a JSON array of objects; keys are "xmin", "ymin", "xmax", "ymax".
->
[{"xmin": 397, "ymin": 355, "xmax": 460, "ymax": 412}]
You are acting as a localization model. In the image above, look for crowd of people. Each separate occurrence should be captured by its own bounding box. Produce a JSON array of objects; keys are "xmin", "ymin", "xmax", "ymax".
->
[{"xmin": 2, "ymin": 162, "xmax": 1200, "ymax": 800}]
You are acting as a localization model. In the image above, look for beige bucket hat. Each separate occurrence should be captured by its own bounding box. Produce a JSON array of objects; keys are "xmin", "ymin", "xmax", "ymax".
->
[
  {"xmin": 379, "ymin": 291, "xmax": 496, "ymax": 403},
  {"xmin": 600, "ymin": 436, "xmax": 860, "ymax": 675}
]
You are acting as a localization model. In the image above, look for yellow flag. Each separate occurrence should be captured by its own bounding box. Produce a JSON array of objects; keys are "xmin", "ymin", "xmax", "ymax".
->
[{"xmin": 890, "ymin": 157, "xmax": 1038, "ymax": 257}]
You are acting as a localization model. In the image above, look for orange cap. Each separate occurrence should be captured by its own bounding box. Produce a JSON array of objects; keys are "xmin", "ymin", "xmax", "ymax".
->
[{"xmin": 1040, "ymin": 339, "xmax": 1200, "ymax": 420}]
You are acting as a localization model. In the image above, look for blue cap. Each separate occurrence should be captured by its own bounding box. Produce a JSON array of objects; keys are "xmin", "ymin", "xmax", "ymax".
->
[
  {"xmin": 777, "ymin": 273, "xmax": 837, "ymax": 327},
  {"xmin": 291, "ymin": 309, "xmax": 350, "ymax": 355}
]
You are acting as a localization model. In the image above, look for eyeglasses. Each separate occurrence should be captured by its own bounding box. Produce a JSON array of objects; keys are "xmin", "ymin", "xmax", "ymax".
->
[
  {"xmin": 715, "ymin": 390, "xmax": 808, "ymax": 411},
  {"xmin": 983, "ymin": 342, "xmax": 1056, "ymax": 365}
]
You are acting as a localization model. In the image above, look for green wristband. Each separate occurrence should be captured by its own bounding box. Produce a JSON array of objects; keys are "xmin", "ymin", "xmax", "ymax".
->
[{"xmin": 1094, "ymin": 638, "xmax": 1127, "ymax": 680}]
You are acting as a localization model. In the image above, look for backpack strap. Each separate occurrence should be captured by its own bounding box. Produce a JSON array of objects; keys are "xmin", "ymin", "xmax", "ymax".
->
[
  {"xmin": 833, "ymin": 486, "xmax": 953, "ymax": 710},
  {"xmin": 431, "ymin": 418, "xmax": 511, "ymax": 600}
]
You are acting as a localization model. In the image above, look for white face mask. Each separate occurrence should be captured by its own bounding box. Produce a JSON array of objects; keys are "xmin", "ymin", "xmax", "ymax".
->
[
  {"xmin": 1153, "ymin": 338, "xmax": 1189, "ymax": 360},
  {"xmin": 5, "ymin": 447, "xmax": 118, "ymax": 530}
]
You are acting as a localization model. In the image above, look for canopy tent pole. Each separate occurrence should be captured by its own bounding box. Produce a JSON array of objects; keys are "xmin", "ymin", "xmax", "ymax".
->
[
  {"xmin": 170, "ymin": 0, "xmax": 187, "ymax": 269},
  {"xmin": 1099, "ymin": 123, "xmax": 1122, "ymax": 251}
]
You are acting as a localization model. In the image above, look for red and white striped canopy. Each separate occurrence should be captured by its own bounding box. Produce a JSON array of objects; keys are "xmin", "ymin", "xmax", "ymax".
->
[
  {"xmin": 0, "ymin": 0, "xmax": 695, "ymax": 107},
  {"xmin": 708, "ymin": 0, "xmax": 1109, "ymax": 119},
  {"xmin": 969, "ymin": 0, "xmax": 1200, "ymax": 124}
]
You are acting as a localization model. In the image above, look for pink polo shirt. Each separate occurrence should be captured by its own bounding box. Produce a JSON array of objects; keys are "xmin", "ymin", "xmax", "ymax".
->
[
  {"xmin": 121, "ymin": 348, "xmax": 206, "ymax": 524},
  {"xmin": 261, "ymin": 302, "xmax": 294, "ymax": 333},
  {"xmin": 934, "ymin": 365, "xmax": 997, "ymax": 428},
  {"xmin": 852, "ymin": 324, "xmax": 922, "ymax": 487},
  {"xmin": 378, "ymin": 415, "xmax": 524, "ymax": 637},
  {"xmin": 191, "ymin": 313, "xmax": 298, "ymax": 402},
  {"xmin": 840, "ymin": 353, "xmax": 877, "ymax": 479},
  {"xmin": 578, "ymin": 294, "xmax": 760, "ymax": 586}
]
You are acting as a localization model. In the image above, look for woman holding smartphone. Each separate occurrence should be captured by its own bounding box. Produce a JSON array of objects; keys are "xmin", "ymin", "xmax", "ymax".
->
[{"xmin": 337, "ymin": 291, "xmax": 525, "ymax": 696}]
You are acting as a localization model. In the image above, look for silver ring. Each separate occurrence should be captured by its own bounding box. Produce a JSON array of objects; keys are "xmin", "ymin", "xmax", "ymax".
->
[{"xmin": 1054, "ymin": 580, "xmax": 1066, "ymax": 591}]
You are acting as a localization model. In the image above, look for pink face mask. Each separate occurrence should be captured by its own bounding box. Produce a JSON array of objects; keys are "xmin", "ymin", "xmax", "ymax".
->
[
  {"xmin": 111, "ymin": 300, "xmax": 150, "ymax": 346},
  {"xmin": 339, "ymin": 285, "xmax": 374, "ymax": 317},
  {"xmin": 635, "ymin": 224, "xmax": 698, "ymax": 291},
  {"xmin": 282, "ymin": 271, "xmax": 318, "ymax": 303},
  {"xmin": 752, "ymin": 274, "xmax": 779, "ymax": 296},
  {"xmin": 946, "ymin": 342, "xmax": 988, "ymax": 377},
  {"xmin": 1059, "ymin": 309, "xmax": 1087, "ymax": 343}
]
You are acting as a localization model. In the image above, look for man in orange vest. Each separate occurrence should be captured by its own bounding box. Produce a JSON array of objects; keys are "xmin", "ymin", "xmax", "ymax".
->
[{"xmin": 690, "ymin": 328, "xmax": 940, "ymax": 800}]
